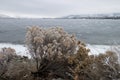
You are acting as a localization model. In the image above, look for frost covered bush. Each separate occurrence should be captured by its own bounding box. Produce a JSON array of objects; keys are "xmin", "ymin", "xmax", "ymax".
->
[
  {"xmin": 0, "ymin": 47, "xmax": 16, "ymax": 59},
  {"xmin": 26, "ymin": 26, "xmax": 78, "ymax": 70},
  {"xmin": 0, "ymin": 48, "xmax": 35, "ymax": 80},
  {"xmin": 4, "ymin": 56, "xmax": 35, "ymax": 80},
  {"xmin": 68, "ymin": 47, "xmax": 120, "ymax": 80},
  {"xmin": 25, "ymin": 26, "xmax": 120, "ymax": 80},
  {"xmin": 0, "ymin": 26, "xmax": 119, "ymax": 80},
  {"xmin": 90, "ymin": 51, "xmax": 120, "ymax": 80},
  {"xmin": 68, "ymin": 44, "xmax": 93, "ymax": 80},
  {"xmin": 0, "ymin": 47, "xmax": 16, "ymax": 80},
  {"xmin": 25, "ymin": 26, "xmax": 85, "ymax": 79}
]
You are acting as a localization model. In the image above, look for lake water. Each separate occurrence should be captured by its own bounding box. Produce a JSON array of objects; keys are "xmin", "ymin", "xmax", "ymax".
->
[{"xmin": 0, "ymin": 18, "xmax": 120, "ymax": 45}]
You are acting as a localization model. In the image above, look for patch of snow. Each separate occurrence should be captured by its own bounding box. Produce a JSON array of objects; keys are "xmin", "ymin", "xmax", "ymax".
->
[
  {"xmin": 0, "ymin": 43, "xmax": 119, "ymax": 58},
  {"xmin": 0, "ymin": 43, "xmax": 30, "ymax": 58},
  {"xmin": 87, "ymin": 44, "xmax": 110, "ymax": 55},
  {"xmin": 87, "ymin": 44, "xmax": 120, "ymax": 55}
]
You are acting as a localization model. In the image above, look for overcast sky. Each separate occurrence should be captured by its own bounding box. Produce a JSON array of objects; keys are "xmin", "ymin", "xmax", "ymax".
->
[{"xmin": 0, "ymin": 0, "xmax": 120, "ymax": 18}]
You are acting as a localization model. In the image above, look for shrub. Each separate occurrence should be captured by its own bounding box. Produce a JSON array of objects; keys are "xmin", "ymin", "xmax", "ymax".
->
[
  {"xmin": 0, "ymin": 26, "xmax": 119, "ymax": 80},
  {"xmin": 67, "ymin": 47, "xmax": 120, "ymax": 80},
  {"xmin": 26, "ymin": 26, "xmax": 82, "ymax": 79},
  {"xmin": 4, "ymin": 56, "xmax": 35, "ymax": 80},
  {"xmin": 0, "ymin": 47, "xmax": 16, "ymax": 59},
  {"xmin": 26, "ymin": 26, "xmax": 120, "ymax": 80},
  {"xmin": 26, "ymin": 26, "xmax": 78, "ymax": 71},
  {"xmin": 90, "ymin": 51, "xmax": 120, "ymax": 80},
  {"xmin": 68, "ymin": 44, "xmax": 93, "ymax": 80},
  {"xmin": 0, "ymin": 47, "xmax": 16, "ymax": 80},
  {"xmin": 0, "ymin": 48, "xmax": 35, "ymax": 80}
]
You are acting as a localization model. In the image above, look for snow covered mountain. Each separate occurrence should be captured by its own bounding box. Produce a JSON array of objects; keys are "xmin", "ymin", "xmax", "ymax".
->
[
  {"xmin": 60, "ymin": 13, "xmax": 120, "ymax": 19},
  {"xmin": 1, "ymin": 13, "xmax": 120, "ymax": 19},
  {"xmin": 0, "ymin": 14, "xmax": 12, "ymax": 18}
]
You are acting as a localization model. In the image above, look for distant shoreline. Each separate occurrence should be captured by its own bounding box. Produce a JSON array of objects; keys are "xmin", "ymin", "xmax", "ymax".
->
[
  {"xmin": 57, "ymin": 17, "xmax": 120, "ymax": 19},
  {"xmin": 1, "ymin": 17, "xmax": 120, "ymax": 20}
]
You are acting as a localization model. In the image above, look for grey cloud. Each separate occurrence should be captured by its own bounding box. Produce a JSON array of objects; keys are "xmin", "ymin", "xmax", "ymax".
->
[
  {"xmin": 0, "ymin": 0, "xmax": 71, "ymax": 17},
  {"xmin": 0, "ymin": 0, "xmax": 120, "ymax": 17}
]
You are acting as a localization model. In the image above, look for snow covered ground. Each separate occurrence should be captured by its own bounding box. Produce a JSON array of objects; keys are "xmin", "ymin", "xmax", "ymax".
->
[
  {"xmin": 0, "ymin": 43, "xmax": 30, "ymax": 57},
  {"xmin": 87, "ymin": 44, "xmax": 111, "ymax": 55},
  {"xmin": 0, "ymin": 43, "xmax": 119, "ymax": 57}
]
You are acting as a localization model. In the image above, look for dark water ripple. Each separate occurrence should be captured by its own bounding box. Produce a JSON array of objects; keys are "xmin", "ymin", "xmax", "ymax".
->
[{"xmin": 0, "ymin": 18, "xmax": 120, "ymax": 45}]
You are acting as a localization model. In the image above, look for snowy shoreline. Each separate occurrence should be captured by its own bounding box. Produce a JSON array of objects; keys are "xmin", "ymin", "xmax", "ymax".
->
[
  {"xmin": 0, "ymin": 43, "xmax": 119, "ymax": 57},
  {"xmin": 0, "ymin": 43, "xmax": 29, "ymax": 57}
]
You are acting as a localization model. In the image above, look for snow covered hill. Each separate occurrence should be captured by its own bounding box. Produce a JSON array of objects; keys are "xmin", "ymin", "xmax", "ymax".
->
[{"xmin": 60, "ymin": 13, "xmax": 120, "ymax": 19}]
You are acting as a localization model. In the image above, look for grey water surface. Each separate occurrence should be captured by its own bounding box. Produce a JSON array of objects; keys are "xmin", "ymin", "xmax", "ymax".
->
[{"xmin": 0, "ymin": 18, "xmax": 120, "ymax": 45}]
